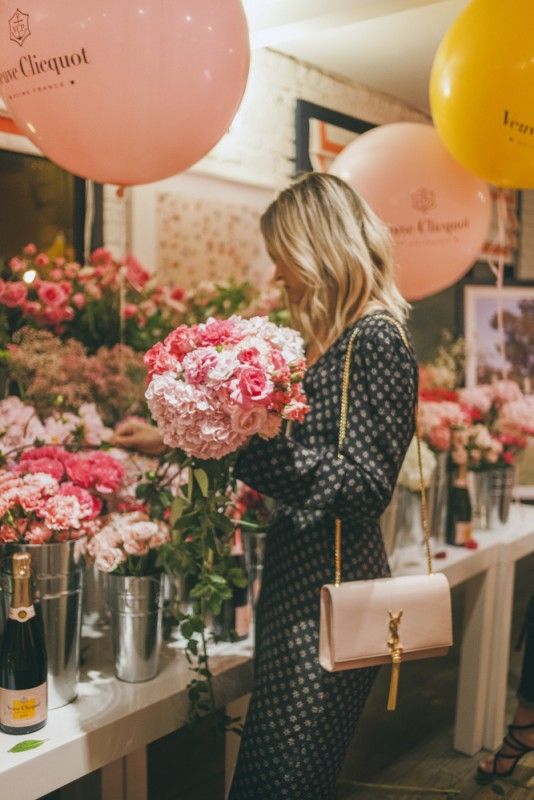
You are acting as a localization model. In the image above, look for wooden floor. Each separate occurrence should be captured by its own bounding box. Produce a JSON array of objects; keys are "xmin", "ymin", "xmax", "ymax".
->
[{"xmin": 337, "ymin": 701, "xmax": 534, "ymax": 799}]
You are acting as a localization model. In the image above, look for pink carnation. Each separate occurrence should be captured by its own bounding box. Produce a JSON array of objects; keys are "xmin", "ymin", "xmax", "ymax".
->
[
  {"xmin": 16, "ymin": 457, "xmax": 65, "ymax": 481},
  {"xmin": 144, "ymin": 342, "xmax": 181, "ymax": 381},
  {"xmin": 37, "ymin": 495, "xmax": 82, "ymax": 530},
  {"xmin": 25, "ymin": 523, "xmax": 54, "ymax": 544},
  {"xmin": 198, "ymin": 318, "xmax": 243, "ymax": 348}
]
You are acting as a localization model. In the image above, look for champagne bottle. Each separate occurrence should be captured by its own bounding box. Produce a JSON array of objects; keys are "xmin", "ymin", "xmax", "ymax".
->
[
  {"xmin": 446, "ymin": 463, "xmax": 473, "ymax": 546},
  {"xmin": 0, "ymin": 553, "xmax": 47, "ymax": 735}
]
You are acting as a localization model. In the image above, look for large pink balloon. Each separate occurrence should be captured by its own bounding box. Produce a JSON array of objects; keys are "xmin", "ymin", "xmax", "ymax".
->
[
  {"xmin": 330, "ymin": 123, "xmax": 491, "ymax": 300},
  {"xmin": 0, "ymin": 1, "xmax": 249, "ymax": 185}
]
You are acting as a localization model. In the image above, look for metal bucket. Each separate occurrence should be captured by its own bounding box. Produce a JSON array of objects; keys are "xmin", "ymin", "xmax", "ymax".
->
[
  {"xmin": 82, "ymin": 561, "xmax": 109, "ymax": 627},
  {"xmin": 472, "ymin": 466, "xmax": 516, "ymax": 529},
  {"xmin": 107, "ymin": 573, "xmax": 163, "ymax": 683},
  {"xmin": 0, "ymin": 539, "xmax": 85, "ymax": 708},
  {"xmin": 427, "ymin": 452, "xmax": 450, "ymax": 544}
]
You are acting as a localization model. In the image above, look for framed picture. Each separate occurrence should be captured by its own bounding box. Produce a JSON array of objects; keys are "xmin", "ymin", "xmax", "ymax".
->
[
  {"xmin": 129, "ymin": 171, "xmax": 275, "ymax": 287},
  {"xmin": 0, "ymin": 111, "xmax": 101, "ymax": 263},
  {"xmin": 464, "ymin": 285, "xmax": 534, "ymax": 388},
  {"xmin": 464, "ymin": 285, "xmax": 534, "ymax": 500},
  {"xmin": 295, "ymin": 99, "xmax": 375, "ymax": 175}
]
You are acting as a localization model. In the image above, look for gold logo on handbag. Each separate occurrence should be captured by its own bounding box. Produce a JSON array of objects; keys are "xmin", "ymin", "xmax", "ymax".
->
[
  {"xmin": 386, "ymin": 610, "xmax": 403, "ymax": 711},
  {"xmin": 318, "ymin": 315, "xmax": 453, "ymax": 710}
]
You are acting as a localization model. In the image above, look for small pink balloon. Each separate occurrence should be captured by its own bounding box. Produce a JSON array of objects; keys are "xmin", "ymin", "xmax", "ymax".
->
[
  {"xmin": 0, "ymin": 1, "xmax": 250, "ymax": 185},
  {"xmin": 330, "ymin": 123, "xmax": 491, "ymax": 300}
]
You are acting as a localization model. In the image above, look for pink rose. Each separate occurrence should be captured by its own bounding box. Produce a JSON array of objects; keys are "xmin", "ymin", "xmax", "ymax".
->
[
  {"xmin": 0, "ymin": 281, "xmax": 28, "ymax": 308},
  {"xmin": 23, "ymin": 243, "xmax": 37, "ymax": 256},
  {"xmin": 429, "ymin": 426, "xmax": 451, "ymax": 452},
  {"xmin": 90, "ymin": 248, "xmax": 114, "ymax": 266},
  {"xmin": 95, "ymin": 546, "xmax": 125, "ymax": 573},
  {"xmin": 124, "ymin": 255, "xmax": 150, "ymax": 290},
  {"xmin": 50, "ymin": 268, "xmax": 63, "ymax": 281},
  {"xmin": 230, "ymin": 366, "xmax": 273, "ymax": 408},
  {"xmin": 22, "ymin": 300, "xmax": 42, "ymax": 317},
  {"xmin": 231, "ymin": 407, "xmax": 268, "ymax": 436},
  {"xmin": 35, "ymin": 253, "xmax": 50, "ymax": 267},
  {"xmin": 9, "ymin": 257, "xmax": 26, "ymax": 273},
  {"xmin": 71, "ymin": 292, "xmax": 86, "ymax": 310},
  {"xmin": 122, "ymin": 303, "xmax": 138, "ymax": 319},
  {"xmin": 259, "ymin": 413, "xmax": 282, "ymax": 439},
  {"xmin": 38, "ymin": 281, "xmax": 70, "ymax": 307},
  {"xmin": 171, "ymin": 286, "xmax": 185, "ymax": 302}
]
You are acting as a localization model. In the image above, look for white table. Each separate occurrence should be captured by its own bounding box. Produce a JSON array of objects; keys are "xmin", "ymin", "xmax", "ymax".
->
[
  {"xmin": 1, "ymin": 505, "xmax": 532, "ymax": 798},
  {"xmin": 394, "ymin": 502, "xmax": 534, "ymax": 755},
  {"xmin": 0, "ymin": 629, "xmax": 253, "ymax": 800}
]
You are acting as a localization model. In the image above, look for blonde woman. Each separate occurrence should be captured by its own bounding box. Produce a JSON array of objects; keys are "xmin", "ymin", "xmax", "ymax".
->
[{"xmin": 114, "ymin": 174, "xmax": 418, "ymax": 799}]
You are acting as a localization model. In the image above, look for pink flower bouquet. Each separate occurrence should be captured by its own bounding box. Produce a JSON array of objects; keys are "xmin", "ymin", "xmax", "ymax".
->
[
  {"xmin": 0, "ymin": 446, "xmax": 125, "ymax": 544},
  {"xmin": 87, "ymin": 511, "xmax": 170, "ymax": 576},
  {"xmin": 144, "ymin": 316, "xmax": 310, "ymax": 460}
]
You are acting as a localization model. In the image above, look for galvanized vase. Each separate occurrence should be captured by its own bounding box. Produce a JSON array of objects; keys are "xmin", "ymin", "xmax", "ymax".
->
[
  {"xmin": 0, "ymin": 538, "xmax": 85, "ymax": 708},
  {"xmin": 107, "ymin": 573, "xmax": 163, "ymax": 683},
  {"xmin": 472, "ymin": 466, "xmax": 516, "ymax": 529}
]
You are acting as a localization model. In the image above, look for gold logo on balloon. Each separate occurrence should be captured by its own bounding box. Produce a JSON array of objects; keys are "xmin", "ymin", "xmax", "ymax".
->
[
  {"xmin": 8, "ymin": 9, "xmax": 30, "ymax": 47},
  {"xmin": 411, "ymin": 187, "xmax": 437, "ymax": 214}
]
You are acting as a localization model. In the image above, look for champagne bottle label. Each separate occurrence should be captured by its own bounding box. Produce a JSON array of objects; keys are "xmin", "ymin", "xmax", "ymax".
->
[
  {"xmin": 0, "ymin": 683, "xmax": 47, "ymax": 727},
  {"xmin": 455, "ymin": 521, "xmax": 472, "ymax": 545},
  {"xmin": 8, "ymin": 605, "xmax": 36, "ymax": 623}
]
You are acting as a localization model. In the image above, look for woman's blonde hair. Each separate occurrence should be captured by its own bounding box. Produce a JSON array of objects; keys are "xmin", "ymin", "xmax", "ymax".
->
[{"xmin": 260, "ymin": 172, "xmax": 410, "ymax": 353}]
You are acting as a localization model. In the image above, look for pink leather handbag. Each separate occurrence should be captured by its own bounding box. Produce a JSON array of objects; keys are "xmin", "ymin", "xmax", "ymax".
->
[{"xmin": 319, "ymin": 316, "xmax": 453, "ymax": 710}]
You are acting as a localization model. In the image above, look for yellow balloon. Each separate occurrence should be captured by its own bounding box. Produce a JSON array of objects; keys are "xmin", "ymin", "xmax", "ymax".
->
[{"xmin": 430, "ymin": 0, "xmax": 534, "ymax": 188}]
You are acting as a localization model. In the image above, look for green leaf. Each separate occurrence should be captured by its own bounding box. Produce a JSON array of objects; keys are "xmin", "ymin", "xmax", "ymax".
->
[
  {"xmin": 209, "ymin": 512, "xmax": 235, "ymax": 535},
  {"xmin": 170, "ymin": 496, "xmax": 185, "ymax": 526},
  {"xmin": 194, "ymin": 468, "xmax": 209, "ymax": 497},
  {"xmin": 8, "ymin": 739, "xmax": 47, "ymax": 753}
]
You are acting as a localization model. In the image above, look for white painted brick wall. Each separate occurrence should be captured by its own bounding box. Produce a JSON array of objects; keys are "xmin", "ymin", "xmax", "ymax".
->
[{"xmin": 104, "ymin": 48, "xmax": 428, "ymax": 255}]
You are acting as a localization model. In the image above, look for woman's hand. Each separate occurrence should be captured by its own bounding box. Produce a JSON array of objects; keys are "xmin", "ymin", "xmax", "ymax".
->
[{"xmin": 111, "ymin": 419, "xmax": 167, "ymax": 456}]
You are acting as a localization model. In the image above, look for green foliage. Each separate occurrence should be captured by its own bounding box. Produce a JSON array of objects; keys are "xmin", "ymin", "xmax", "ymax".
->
[{"xmin": 140, "ymin": 451, "xmax": 248, "ymax": 732}]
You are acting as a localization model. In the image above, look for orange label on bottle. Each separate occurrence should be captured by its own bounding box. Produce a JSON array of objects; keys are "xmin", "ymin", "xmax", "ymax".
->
[
  {"xmin": 8, "ymin": 605, "xmax": 35, "ymax": 623},
  {"xmin": 0, "ymin": 683, "xmax": 47, "ymax": 727}
]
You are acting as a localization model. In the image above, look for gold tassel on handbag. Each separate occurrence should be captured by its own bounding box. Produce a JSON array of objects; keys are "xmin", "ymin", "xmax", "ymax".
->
[{"xmin": 318, "ymin": 316, "xmax": 453, "ymax": 710}]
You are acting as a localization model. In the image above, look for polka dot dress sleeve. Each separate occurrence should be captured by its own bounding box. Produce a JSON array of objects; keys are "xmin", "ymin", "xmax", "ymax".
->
[{"xmin": 234, "ymin": 317, "xmax": 417, "ymax": 519}]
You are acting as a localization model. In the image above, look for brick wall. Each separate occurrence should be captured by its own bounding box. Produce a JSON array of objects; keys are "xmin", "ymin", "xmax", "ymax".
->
[{"xmin": 104, "ymin": 48, "xmax": 428, "ymax": 257}]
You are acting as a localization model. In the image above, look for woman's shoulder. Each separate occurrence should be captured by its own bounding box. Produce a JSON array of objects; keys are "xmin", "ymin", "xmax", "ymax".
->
[{"xmin": 355, "ymin": 312, "xmax": 415, "ymax": 359}]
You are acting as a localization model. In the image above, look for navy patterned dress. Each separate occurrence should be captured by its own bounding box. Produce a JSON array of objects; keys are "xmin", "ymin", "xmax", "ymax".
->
[{"xmin": 228, "ymin": 312, "xmax": 418, "ymax": 800}]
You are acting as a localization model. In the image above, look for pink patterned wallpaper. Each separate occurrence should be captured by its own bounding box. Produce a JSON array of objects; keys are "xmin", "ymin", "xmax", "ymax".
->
[{"xmin": 156, "ymin": 192, "xmax": 272, "ymax": 287}]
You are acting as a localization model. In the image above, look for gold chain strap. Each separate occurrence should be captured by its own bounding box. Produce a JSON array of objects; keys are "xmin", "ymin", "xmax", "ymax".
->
[{"xmin": 334, "ymin": 314, "xmax": 433, "ymax": 585}]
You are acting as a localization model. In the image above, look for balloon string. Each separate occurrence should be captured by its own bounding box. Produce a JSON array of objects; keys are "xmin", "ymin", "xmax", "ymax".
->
[
  {"xmin": 119, "ymin": 264, "xmax": 126, "ymax": 377},
  {"xmin": 486, "ymin": 189, "xmax": 507, "ymax": 380}
]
